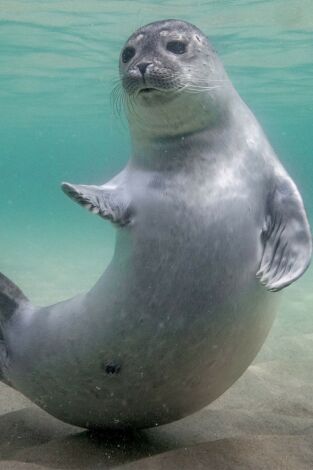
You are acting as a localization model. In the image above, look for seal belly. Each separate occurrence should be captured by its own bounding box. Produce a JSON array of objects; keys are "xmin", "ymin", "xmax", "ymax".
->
[
  {"xmin": 7, "ymin": 176, "xmax": 277, "ymax": 429},
  {"xmin": 6, "ymin": 204, "xmax": 279, "ymax": 429}
]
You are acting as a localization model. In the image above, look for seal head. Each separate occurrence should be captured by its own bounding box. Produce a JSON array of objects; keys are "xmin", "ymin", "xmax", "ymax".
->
[{"xmin": 118, "ymin": 19, "xmax": 231, "ymax": 137}]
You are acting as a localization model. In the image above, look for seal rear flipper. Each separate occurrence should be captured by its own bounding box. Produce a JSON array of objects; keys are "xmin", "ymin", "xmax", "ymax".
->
[
  {"xmin": 257, "ymin": 176, "xmax": 312, "ymax": 292},
  {"xmin": 0, "ymin": 339, "xmax": 12, "ymax": 386},
  {"xmin": 61, "ymin": 182, "xmax": 132, "ymax": 226},
  {"xmin": 0, "ymin": 272, "xmax": 28, "ymax": 324},
  {"xmin": 0, "ymin": 273, "xmax": 29, "ymax": 385},
  {"xmin": 0, "ymin": 340, "xmax": 8, "ymax": 384}
]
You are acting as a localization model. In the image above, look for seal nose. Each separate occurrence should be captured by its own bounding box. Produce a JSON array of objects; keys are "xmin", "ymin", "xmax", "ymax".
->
[{"xmin": 137, "ymin": 62, "xmax": 151, "ymax": 77}]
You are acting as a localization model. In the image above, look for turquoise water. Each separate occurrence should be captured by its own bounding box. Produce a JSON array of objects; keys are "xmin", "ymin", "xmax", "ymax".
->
[{"xmin": 0, "ymin": 0, "xmax": 312, "ymax": 306}]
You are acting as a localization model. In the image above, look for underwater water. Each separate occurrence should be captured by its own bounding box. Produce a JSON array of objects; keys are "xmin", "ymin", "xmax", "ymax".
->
[
  {"xmin": 0, "ymin": 0, "xmax": 313, "ymax": 304},
  {"xmin": 0, "ymin": 1, "xmax": 313, "ymax": 468},
  {"xmin": 0, "ymin": 0, "xmax": 312, "ymax": 306}
]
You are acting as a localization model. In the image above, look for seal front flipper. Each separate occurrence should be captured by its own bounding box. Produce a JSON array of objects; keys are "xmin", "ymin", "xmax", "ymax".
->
[
  {"xmin": 61, "ymin": 182, "xmax": 132, "ymax": 226},
  {"xmin": 257, "ymin": 175, "xmax": 312, "ymax": 292}
]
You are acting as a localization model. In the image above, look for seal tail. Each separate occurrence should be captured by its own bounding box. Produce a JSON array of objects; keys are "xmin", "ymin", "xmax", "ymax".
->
[{"xmin": 0, "ymin": 273, "xmax": 29, "ymax": 384}]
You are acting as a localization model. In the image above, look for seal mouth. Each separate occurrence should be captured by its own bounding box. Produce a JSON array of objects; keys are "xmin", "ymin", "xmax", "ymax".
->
[{"xmin": 138, "ymin": 88, "xmax": 158, "ymax": 94}]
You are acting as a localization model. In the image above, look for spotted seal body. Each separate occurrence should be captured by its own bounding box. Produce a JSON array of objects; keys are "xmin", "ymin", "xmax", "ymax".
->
[{"xmin": 0, "ymin": 20, "xmax": 311, "ymax": 429}]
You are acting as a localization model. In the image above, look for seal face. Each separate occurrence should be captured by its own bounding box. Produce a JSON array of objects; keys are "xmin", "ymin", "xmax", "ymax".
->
[
  {"xmin": 0, "ymin": 20, "xmax": 311, "ymax": 430},
  {"xmin": 120, "ymin": 20, "xmax": 215, "ymax": 98},
  {"xmin": 116, "ymin": 19, "xmax": 233, "ymax": 140}
]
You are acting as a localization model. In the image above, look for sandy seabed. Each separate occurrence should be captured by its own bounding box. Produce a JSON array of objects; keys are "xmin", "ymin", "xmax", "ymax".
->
[{"xmin": 0, "ymin": 271, "xmax": 312, "ymax": 469}]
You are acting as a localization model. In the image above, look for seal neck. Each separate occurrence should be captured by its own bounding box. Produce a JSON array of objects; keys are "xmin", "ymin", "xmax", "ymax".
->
[
  {"xmin": 128, "ymin": 87, "xmax": 244, "ymax": 171},
  {"xmin": 129, "ymin": 88, "xmax": 226, "ymax": 139}
]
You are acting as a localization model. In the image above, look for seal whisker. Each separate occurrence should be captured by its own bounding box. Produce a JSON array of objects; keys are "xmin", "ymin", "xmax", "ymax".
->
[
  {"xmin": 183, "ymin": 84, "xmax": 222, "ymax": 95},
  {"xmin": 110, "ymin": 84, "xmax": 125, "ymax": 118},
  {"xmin": 111, "ymin": 78, "xmax": 123, "ymax": 86}
]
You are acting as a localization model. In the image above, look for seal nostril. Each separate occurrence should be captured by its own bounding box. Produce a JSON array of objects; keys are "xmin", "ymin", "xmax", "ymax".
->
[
  {"xmin": 137, "ymin": 62, "xmax": 151, "ymax": 76},
  {"xmin": 103, "ymin": 362, "xmax": 121, "ymax": 375}
]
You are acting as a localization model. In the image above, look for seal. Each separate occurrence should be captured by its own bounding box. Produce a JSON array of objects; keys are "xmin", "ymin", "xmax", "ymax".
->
[{"xmin": 0, "ymin": 19, "xmax": 311, "ymax": 430}]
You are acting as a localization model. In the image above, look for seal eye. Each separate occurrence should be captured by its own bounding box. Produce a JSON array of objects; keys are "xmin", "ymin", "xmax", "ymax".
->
[
  {"xmin": 166, "ymin": 41, "xmax": 186, "ymax": 55},
  {"xmin": 122, "ymin": 46, "xmax": 136, "ymax": 63}
]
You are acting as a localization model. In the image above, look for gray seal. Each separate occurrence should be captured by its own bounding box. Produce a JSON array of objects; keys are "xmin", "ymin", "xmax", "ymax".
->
[{"xmin": 0, "ymin": 19, "xmax": 311, "ymax": 430}]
